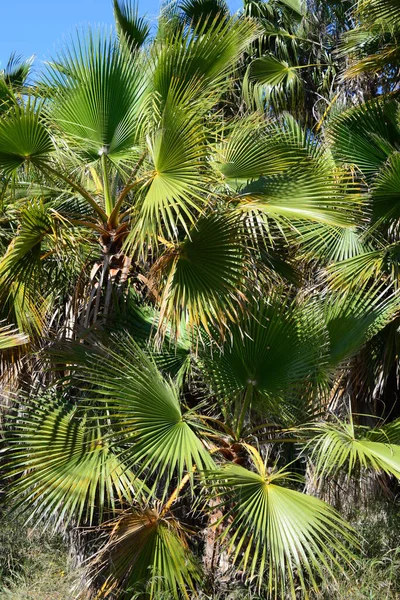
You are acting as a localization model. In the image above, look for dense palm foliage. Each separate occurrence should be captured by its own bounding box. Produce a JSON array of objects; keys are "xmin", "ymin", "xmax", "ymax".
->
[{"xmin": 1, "ymin": 0, "xmax": 400, "ymax": 598}]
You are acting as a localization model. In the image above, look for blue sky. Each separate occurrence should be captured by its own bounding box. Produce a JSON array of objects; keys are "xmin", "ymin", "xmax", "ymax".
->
[{"xmin": 0, "ymin": 0, "xmax": 243, "ymax": 72}]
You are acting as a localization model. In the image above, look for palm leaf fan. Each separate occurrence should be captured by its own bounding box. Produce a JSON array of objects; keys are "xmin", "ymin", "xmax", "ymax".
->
[
  {"xmin": 203, "ymin": 445, "xmax": 356, "ymax": 598},
  {"xmin": 114, "ymin": 0, "xmax": 150, "ymax": 50},
  {"xmin": 61, "ymin": 334, "xmax": 214, "ymax": 496},
  {"xmin": 326, "ymin": 98, "xmax": 400, "ymax": 181},
  {"xmin": 199, "ymin": 295, "xmax": 329, "ymax": 428},
  {"xmin": 305, "ymin": 415, "xmax": 400, "ymax": 479},
  {"xmin": 5, "ymin": 394, "xmax": 139, "ymax": 527},
  {"xmin": 151, "ymin": 212, "xmax": 248, "ymax": 338},
  {"xmin": 0, "ymin": 99, "xmax": 53, "ymax": 175},
  {"xmin": 44, "ymin": 29, "xmax": 147, "ymax": 163},
  {"xmin": 87, "ymin": 508, "xmax": 200, "ymax": 599}
]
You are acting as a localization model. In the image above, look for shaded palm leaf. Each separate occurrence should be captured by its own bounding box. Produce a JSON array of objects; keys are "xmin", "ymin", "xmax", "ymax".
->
[
  {"xmin": 153, "ymin": 213, "xmax": 247, "ymax": 336},
  {"xmin": 327, "ymin": 98, "xmax": 400, "ymax": 180},
  {"xmin": 88, "ymin": 508, "xmax": 200, "ymax": 599},
  {"xmin": 67, "ymin": 334, "xmax": 214, "ymax": 494},
  {"xmin": 2, "ymin": 52, "xmax": 33, "ymax": 87},
  {"xmin": 114, "ymin": 0, "xmax": 150, "ymax": 50},
  {"xmin": 321, "ymin": 282, "xmax": 400, "ymax": 367},
  {"xmin": 6, "ymin": 395, "xmax": 138, "ymax": 527},
  {"xmin": 200, "ymin": 296, "xmax": 328, "ymax": 426},
  {"xmin": 179, "ymin": 0, "xmax": 230, "ymax": 30}
]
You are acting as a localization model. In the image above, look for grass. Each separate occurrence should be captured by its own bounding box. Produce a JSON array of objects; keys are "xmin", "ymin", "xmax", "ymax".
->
[
  {"xmin": 0, "ymin": 500, "xmax": 400, "ymax": 599},
  {"xmin": 0, "ymin": 515, "xmax": 79, "ymax": 600},
  {"xmin": 312, "ymin": 499, "xmax": 400, "ymax": 600}
]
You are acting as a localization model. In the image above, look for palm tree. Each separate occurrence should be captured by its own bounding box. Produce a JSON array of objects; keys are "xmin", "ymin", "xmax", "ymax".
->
[
  {"xmin": 341, "ymin": 0, "xmax": 400, "ymax": 91},
  {"xmin": 2, "ymin": 2, "xmax": 400, "ymax": 600}
]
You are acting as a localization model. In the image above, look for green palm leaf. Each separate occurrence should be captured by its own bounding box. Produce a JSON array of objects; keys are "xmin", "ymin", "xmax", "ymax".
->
[
  {"xmin": 372, "ymin": 152, "xmax": 400, "ymax": 224},
  {"xmin": 136, "ymin": 91, "xmax": 210, "ymax": 239},
  {"xmin": 153, "ymin": 213, "xmax": 247, "ymax": 335},
  {"xmin": 114, "ymin": 0, "xmax": 150, "ymax": 50},
  {"xmin": 0, "ymin": 100, "xmax": 53, "ymax": 174},
  {"xmin": 200, "ymin": 296, "xmax": 328, "ymax": 426},
  {"xmin": 321, "ymin": 283, "xmax": 400, "ymax": 367},
  {"xmin": 218, "ymin": 117, "xmax": 361, "ymax": 228},
  {"xmin": 88, "ymin": 508, "xmax": 200, "ymax": 599},
  {"xmin": 245, "ymin": 54, "xmax": 301, "ymax": 87},
  {"xmin": 327, "ymin": 243, "xmax": 400, "ymax": 287},
  {"xmin": 0, "ymin": 200, "xmax": 55, "ymax": 335},
  {"xmin": 151, "ymin": 14, "xmax": 259, "ymax": 105},
  {"xmin": 306, "ymin": 416, "xmax": 400, "ymax": 479},
  {"xmin": 6, "ymin": 396, "xmax": 138, "ymax": 527},
  {"xmin": 204, "ymin": 445, "xmax": 356, "ymax": 597},
  {"xmin": 216, "ymin": 116, "xmax": 297, "ymax": 182},
  {"xmin": 46, "ymin": 30, "xmax": 146, "ymax": 163},
  {"xmin": 68, "ymin": 334, "xmax": 214, "ymax": 493},
  {"xmin": 355, "ymin": 0, "xmax": 400, "ymax": 26},
  {"xmin": 179, "ymin": 0, "xmax": 229, "ymax": 30},
  {"xmin": 327, "ymin": 98, "xmax": 400, "ymax": 180}
]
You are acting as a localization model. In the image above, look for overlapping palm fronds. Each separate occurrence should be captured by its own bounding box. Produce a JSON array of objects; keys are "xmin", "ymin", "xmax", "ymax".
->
[{"xmin": 3, "ymin": 2, "xmax": 400, "ymax": 599}]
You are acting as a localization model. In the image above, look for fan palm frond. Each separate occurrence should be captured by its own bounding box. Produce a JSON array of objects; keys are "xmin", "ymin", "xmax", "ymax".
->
[
  {"xmin": 204, "ymin": 445, "xmax": 356, "ymax": 597},
  {"xmin": 0, "ymin": 99, "xmax": 53, "ymax": 175},
  {"xmin": 87, "ymin": 507, "xmax": 200, "ymax": 599},
  {"xmin": 65, "ymin": 334, "xmax": 214, "ymax": 494},
  {"xmin": 305, "ymin": 415, "xmax": 400, "ymax": 479},
  {"xmin": 45, "ymin": 29, "xmax": 146, "ymax": 165},
  {"xmin": 200, "ymin": 296, "xmax": 328, "ymax": 430},
  {"xmin": 152, "ymin": 213, "xmax": 248, "ymax": 336},
  {"xmin": 6, "ymin": 395, "xmax": 139, "ymax": 527},
  {"xmin": 114, "ymin": 0, "xmax": 151, "ymax": 50}
]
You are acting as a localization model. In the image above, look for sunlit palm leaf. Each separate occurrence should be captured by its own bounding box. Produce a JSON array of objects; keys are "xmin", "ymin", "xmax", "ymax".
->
[
  {"xmin": 151, "ymin": 15, "xmax": 259, "ymax": 105},
  {"xmin": 67, "ymin": 334, "xmax": 214, "ymax": 494},
  {"xmin": 327, "ymin": 243, "xmax": 400, "ymax": 288},
  {"xmin": 136, "ymin": 91, "xmax": 211, "ymax": 239},
  {"xmin": 355, "ymin": 0, "xmax": 400, "ymax": 26},
  {"xmin": 46, "ymin": 29, "xmax": 146, "ymax": 162},
  {"xmin": 0, "ymin": 201, "xmax": 55, "ymax": 335},
  {"xmin": 204, "ymin": 445, "xmax": 356, "ymax": 597},
  {"xmin": 245, "ymin": 54, "xmax": 301, "ymax": 87},
  {"xmin": 0, "ymin": 323, "xmax": 29, "ymax": 349},
  {"xmin": 297, "ymin": 222, "xmax": 369, "ymax": 263},
  {"xmin": 216, "ymin": 116, "xmax": 297, "ymax": 182},
  {"xmin": 218, "ymin": 117, "xmax": 361, "ymax": 228},
  {"xmin": 306, "ymin": 416, "xmax": 400, "ymax": 479},
  {"xmin": 0, "ymin": 100, "xmax": 53, "ymax": 174},
  {"xmin": 372, "ymin": 152, "xmax": 400, "ymax": 225}
]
